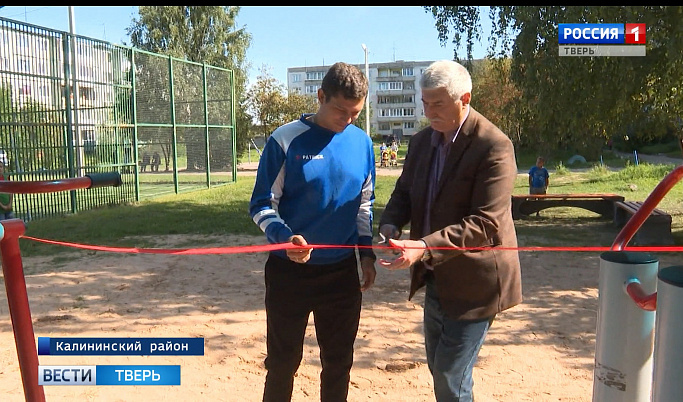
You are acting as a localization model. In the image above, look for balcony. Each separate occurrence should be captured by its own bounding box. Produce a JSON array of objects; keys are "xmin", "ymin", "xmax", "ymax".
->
[
  {"xmin": 376, "ymin": 74, "xmax": 416, "ymax": 82},
  {"xmin": 376, "ymin": 115, "xmax": 417, "ymax": 123},
  {"xmin": 376, "ymin": 101, "xmax": 416, "ymax": 109},
  {"xmin": 375, "ymin": 87, "xmax": 416, "ymax": 96}
]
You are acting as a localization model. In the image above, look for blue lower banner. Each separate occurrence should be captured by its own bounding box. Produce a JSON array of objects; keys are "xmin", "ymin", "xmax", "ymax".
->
[
  {"xmin": 38, "ymin": 337, "xmax": 204, "ymax": 356},
  {"xmin": 38, "ymin": 365, "xmax": 181, "ymax": 386}
]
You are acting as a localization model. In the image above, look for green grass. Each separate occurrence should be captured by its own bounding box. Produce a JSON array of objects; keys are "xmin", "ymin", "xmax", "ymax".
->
[
  {"xmin": 639, "ymin": 140, "xmax": 682, "ymax": 157},
  {"xmin": 17, "ymin": 160, "xmax": 683, "ymax": 258},
  {"xmin": 513, "ymin": 161, "xmax": 683, "ymax": 245},
  {"xmin": 516, "ymin": 162, "xmax": 681, "ymax": 207},
  {"xmin": 20, "ymin": 179, "xmax": 260, "ymax": 256},
  {"xmin": 135, "ymin": 170, "xmax": 236, "ymax": 200}
]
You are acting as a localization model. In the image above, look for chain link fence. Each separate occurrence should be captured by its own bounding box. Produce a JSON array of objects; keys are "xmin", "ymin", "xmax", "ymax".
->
[{"xmin": 0, "ymin": 17, "xmax": 236, "ymax": 221}]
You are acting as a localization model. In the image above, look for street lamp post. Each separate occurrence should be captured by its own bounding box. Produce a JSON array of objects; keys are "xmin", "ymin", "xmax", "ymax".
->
[{"xmin": 361, "ymin": 43, "xmax": 370, "ymax": 137}]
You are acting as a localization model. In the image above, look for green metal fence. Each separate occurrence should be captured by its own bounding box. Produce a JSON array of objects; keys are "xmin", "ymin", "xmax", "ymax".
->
[{"xmin": 0, "ymin": 17, "xmax": 236, "ymax": 221}]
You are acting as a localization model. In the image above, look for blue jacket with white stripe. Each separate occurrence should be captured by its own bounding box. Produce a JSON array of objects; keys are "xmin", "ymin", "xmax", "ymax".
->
[{"xmin": 249, "ymin": 114, "xmax": 376, "ymax": 265}]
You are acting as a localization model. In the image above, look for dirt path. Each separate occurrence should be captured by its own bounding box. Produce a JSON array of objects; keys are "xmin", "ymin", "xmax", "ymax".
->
[
  {"xmin": 611, "ymin": 150, "xmax": 682, "ymax": 166},
  {"xmin": 5, "ymin": 233, "xmax": 659, "ymax": 401}
]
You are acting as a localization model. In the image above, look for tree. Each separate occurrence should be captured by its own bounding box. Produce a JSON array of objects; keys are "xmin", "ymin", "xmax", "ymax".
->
[
  {"xmin": 425, "ymin": 6, "xmax": 683, "ymax": 158},
  {"xmin": 470, "ymin": 58, "xmax": 525, "ymax": 147},
  {"xmin": 246, "ymin": 66, "xmax": 288, "ymax": 139},
  {"xmin": 283, "ymin": 92, "xmax": 319, "ymax": 126},
  {"xmin": 350, "ymin": 99, "xmax": 372, "ymax": 136},
  {"xmin": 3, "ymin": 96, "xmax": 66, "ymax": 173},
  {"xmin": 128, "ymin": 6, "xmax": 252, "ymax": 169},
  {"xmin": 0, "ymin": 84, "xmax": 12, "ymax": 140},
  {"xmin": 245, "ymin": 66, "xmax": 318, "ymax": 140}
]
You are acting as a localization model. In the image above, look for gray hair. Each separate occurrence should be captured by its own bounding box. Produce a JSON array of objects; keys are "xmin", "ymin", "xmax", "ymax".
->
[{"xmin": 420, "ymin": 60, "xmax": 472, "ymax": 101}]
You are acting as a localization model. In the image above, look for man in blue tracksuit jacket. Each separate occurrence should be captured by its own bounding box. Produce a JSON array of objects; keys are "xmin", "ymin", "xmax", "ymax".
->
[{"xmin": 249, "ymin": 62, "xmax": 376, "ymax": 402}]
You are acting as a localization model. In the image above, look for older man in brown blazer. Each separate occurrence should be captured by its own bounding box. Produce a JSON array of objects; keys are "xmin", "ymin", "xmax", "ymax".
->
[{"xmin": 378, "ymin": 60, "xmax": 522, "ymax": 402}]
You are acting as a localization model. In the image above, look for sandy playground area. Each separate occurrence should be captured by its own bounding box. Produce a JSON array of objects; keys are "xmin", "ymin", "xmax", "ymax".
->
[{"xmin": 1, "ymin": 230, "xmax": 677, "ymax": 402}]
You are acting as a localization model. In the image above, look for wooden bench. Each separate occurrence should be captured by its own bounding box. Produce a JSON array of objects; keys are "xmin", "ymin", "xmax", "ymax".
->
[
  {"xmin": 511, "ymin": 193, "xmax": 625, "ymax": 219},
  {"xmin": 613, "ymin": 200, "xmax": 674, "ymax": 245}
]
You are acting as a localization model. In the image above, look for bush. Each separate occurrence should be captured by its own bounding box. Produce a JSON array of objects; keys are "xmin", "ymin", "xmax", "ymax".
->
[
  {"xmin": 612, "ymin": 162, "xmax": 675, "ymax": 181},
  {"xmin": 589, "ymin": 163, "xmax": 610, "ymax": 177},
  {"xmin": 554, "ymin": 161, "xmax": 569, "ymax": 175}
]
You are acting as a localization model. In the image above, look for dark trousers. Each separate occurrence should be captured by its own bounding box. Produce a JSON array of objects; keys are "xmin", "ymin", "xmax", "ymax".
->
[{"xmin": 263, "ymin": 253, "xmax": 362, "ymax": 402}]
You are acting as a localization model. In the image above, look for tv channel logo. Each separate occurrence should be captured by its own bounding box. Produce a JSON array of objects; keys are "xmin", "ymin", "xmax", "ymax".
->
[
  {"xmin": 38, "ymin": 365, "xmax": 181, "ymax": 386},
  {"xmin": 624, "ymin": 23, "xmax": 646, "ymax": 44},
  {"xmin": 559, "ymin": 23, "xmax": 646, "ymax": 44}
]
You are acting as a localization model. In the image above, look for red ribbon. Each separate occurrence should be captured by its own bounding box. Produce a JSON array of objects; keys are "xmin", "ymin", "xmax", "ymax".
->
[
  {"xmin": 18, "ymin": 236, "xmax": 683, "ymax": 255},
  {"xmin": 20, "ymin": 236, "xmax": 295, "ymax": 255}
]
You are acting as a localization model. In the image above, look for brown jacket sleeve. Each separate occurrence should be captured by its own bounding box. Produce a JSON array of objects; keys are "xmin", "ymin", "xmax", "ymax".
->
[{"xmin": 380, "ymin": 108, "xmax": 522, "ymax": 320}]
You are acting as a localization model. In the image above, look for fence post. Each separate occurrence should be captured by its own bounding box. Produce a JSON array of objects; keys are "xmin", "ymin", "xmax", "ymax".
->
[{"xmin": 203, "ymin": 63, "xmax": 211, "ymax": 188}]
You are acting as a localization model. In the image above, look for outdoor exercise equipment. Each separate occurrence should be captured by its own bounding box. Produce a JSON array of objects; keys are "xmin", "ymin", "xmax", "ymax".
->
[
  {"xmin": 1, "ymin": 172, "xmax": 121, "ymax": 402},
  {"xmin": 594, "ymin": 251, "xmax": 657, "ymax": 401},
  {"xmin": 594, "ymin": 164, "xmax": 683, "ymax": 401}
]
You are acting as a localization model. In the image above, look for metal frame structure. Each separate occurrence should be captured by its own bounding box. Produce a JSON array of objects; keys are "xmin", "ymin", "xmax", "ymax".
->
[{"xmin": 0, "ymin": 16, "xmax": 237, "ymax": 221}]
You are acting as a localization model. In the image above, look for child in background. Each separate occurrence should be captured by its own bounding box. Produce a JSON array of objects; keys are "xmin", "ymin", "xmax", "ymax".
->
[
  {"xmin": 528, "ymin": 156, "xmax": 549, "ymax": 195},
  {"xmin": 529, "ymin": 156, "xmax": 549, "ymax": 217}
]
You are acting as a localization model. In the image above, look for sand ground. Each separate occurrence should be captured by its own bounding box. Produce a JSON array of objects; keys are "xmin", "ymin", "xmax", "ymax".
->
[
  {"xmin": 1, "ymin": 158, "xmax": 678, "ymax": 401},
  {"xmin": 3, "ymin": 231, "xmax": 676, "ymax": 402}
]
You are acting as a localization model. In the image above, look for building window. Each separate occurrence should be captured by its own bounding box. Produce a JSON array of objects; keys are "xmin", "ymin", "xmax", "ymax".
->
[
  {"xmin": 404, "ymin": 122, "xmax": 415, "ymax": 129},
  {"xmin": 378, "ymin": 107, "xmax": 415, "ymax": 117},
  {"xmin": 306, "ymin": 71, "xmax": 325, "ymax": 80},
  {"xmin": 291, "ymin": 73, "xmax": 301, "ymax": 82},
  {"xmin": 378, "ymin": 81, "xmax": 403, "ymax": 91},
  {"xmin": 305, "ymin": 85, "xmax": 320, "ymax": 94},
  {"xmin": 402, "ymin": 67, "xmax": 414, "ymax": 76},
  {"xmin": 377, "ymin": 94, "xmax": 415, "ymax": 104}
]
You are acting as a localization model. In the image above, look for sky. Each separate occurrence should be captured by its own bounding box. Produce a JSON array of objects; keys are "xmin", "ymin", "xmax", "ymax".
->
[{"xmin": 0, "ymin": 6, "xmax": 489, "ymax": 86}]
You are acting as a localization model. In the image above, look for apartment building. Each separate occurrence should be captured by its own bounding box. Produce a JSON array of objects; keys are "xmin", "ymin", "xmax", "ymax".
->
[
  {"xmin": 1, "ymin": 22, "xmax": 122, "ymax": 152},
  {"xmin": 287, "ymin": 60, "xmax": 434, "ymax": 140}
]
